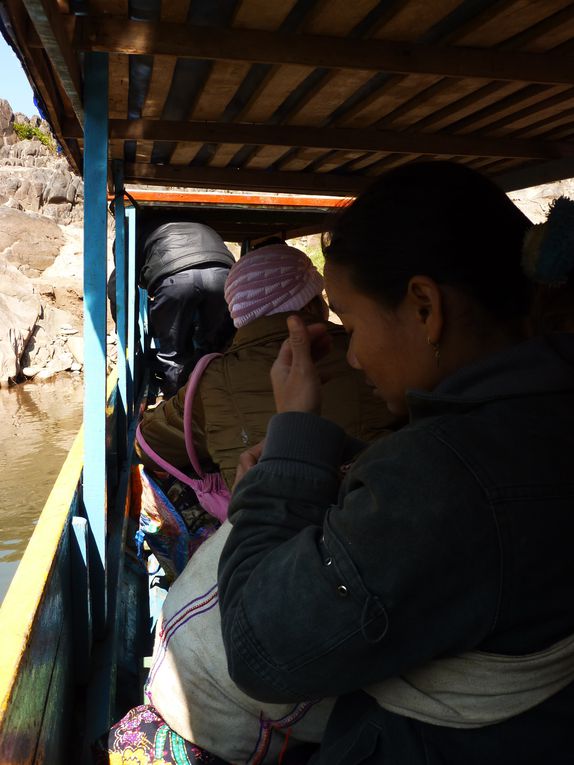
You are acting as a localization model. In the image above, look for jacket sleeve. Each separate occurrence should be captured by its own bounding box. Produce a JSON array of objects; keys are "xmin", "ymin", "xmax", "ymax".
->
[{"xmin": 218, "ymin": 412, "xmax": 501, "ymax": 703}]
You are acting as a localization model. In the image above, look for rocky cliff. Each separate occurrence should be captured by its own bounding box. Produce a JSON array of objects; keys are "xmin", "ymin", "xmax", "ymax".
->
[
  {"xmin": 0, "ymin": 99, "xmax": 85, "ymax": 386},
  {"xmin": 0, "ymin": 98, "xmax": 83, "ymax": 224}
]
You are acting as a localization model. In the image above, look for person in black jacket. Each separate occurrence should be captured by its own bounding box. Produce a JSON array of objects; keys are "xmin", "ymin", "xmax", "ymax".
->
[
  {"xmin": 218, "ymin": 162, "xmax": 574, "ymax": 765},
  {"xmin": 139, "ymin": 221, "xmax": 236, "ymax": 396},
  {"xmin": 109, "ymin": 220, "xmax": 236, "ymax": 396}
]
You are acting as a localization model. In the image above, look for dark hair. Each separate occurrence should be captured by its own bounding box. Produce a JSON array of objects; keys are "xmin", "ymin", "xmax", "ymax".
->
[{"xmin": 323, "ymin": 161, "xmax": 533, "ymax": 320}]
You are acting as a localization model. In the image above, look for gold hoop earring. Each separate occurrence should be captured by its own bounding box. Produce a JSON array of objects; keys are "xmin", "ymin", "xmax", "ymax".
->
[{"xmin": 427, "ymin": 337, "xmax": 440, "ymax": 367}]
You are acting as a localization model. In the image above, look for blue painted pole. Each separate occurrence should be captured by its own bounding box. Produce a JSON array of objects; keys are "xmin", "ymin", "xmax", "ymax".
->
[
  {"xmin": 71, "ymin": 516, "xmax": 92, "ymax": 682},
  {"xmin": 83, "ymin": 51, "xmax": 109, "ymax": 635},
  {"xmin": 126, "ymin": 204, "xmax": 136, "ymax": 417},
  {"xmin": 138, "ymin": 285, "xmax": 148, "ymax": 359},
  {"xmin": 112, "ymin": 161, "xmax": 128, "ymax": 441}
]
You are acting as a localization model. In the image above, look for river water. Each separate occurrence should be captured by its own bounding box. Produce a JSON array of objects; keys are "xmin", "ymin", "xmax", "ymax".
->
[{"xmin": 0, "ymin": 375, "xmax": 83, "ymax": 603}]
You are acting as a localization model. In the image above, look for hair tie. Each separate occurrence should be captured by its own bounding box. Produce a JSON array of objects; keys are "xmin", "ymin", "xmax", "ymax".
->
[{"xmin": 522, "ymin": 196, "xmax": 574, "ymax": 286}]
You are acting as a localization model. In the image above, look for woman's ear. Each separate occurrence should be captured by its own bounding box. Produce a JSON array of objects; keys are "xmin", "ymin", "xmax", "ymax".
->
[{"xmin": 407, "ymin": 276, "xmax": 444, "ymax": 343}]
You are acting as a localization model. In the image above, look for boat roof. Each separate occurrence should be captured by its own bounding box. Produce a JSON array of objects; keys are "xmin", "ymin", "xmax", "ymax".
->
[{"xmin": 1, "ymin": 0, "xmax": 574, "ymax": 202}]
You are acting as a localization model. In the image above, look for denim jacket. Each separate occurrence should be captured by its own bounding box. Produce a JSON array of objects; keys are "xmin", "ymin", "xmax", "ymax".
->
[{"xmin": 218, "ymin": 334, "xmax": 574, "ymax": 764}]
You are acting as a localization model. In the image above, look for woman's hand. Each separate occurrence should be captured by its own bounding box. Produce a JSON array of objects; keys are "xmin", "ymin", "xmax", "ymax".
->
[
  {"xmin": 233, "ymin": 440, "xmax": 265, "ymax": 490},
  {"xmin": 271, "ymin": 315, "xmax": 331, "ymax": 414}
]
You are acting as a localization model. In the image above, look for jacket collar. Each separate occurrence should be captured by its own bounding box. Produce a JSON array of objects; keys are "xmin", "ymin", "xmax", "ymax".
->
[
  {"xmin": 407, "ymin": 333, "xmax": 574, "ymax": 421},
  {"xmin": 228, "ymin": 310, "xmax": 340, "ymax": 352}
]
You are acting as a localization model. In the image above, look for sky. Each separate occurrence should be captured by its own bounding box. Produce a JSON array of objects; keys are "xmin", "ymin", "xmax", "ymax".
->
[{"xmin": 0, "ymin": 35, "xmax": 39, "ymax": 117}]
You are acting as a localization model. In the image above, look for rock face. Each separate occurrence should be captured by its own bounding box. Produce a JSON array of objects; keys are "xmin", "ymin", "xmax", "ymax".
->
[
  {"xmin": 0, "ymin": 255, "xmax": 41, "ymax": 384},
  {"xmin": 0, "ymin": 100, "xmax": 85, "ymax": 386},
  {"xmin": 0, "ymin": 99, "xmax": 83, "ymax": 225},
  {"xmin": 0, "ymin": 207, "xmax": 64, "ymax": 276},
  {"xmin": 509, "ymin": 179, "xmax": 574, "ymax": 223},
  {"xmin": 0, "ymin": 218, "xmax": 83, "ymax": 386}
]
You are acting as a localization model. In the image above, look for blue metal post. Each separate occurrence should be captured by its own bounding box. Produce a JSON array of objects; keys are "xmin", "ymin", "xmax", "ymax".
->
[
  {"xmin": 114, "ymin": 162, "xmax": 129, "ymax": 436},
  {"xmin": 83, "ymin": 51, "xmax": 109, "ymax": 634},
  {"xmin": 71, "ymin": 516, "xmax": 92, "ymax": 682},
  {"xmin": 138, "ymin": 285, "xmax": 148, "ymax": 359},
  {"xmin": 126, "ymin": 204, "xmax": 136, "ymax": 417},
  {"xmin": 112, "ymin": 161, "xmax": 128, "ymax": 440}
]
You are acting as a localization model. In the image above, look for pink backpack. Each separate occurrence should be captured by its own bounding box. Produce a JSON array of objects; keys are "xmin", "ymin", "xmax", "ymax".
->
[{"xmin": 136, "ymin": 353, "xmax": 231, "ymax": 524}]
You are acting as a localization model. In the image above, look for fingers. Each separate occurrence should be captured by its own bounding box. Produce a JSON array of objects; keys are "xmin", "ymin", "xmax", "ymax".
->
[
  {"xmin": 232, "ymin": 440, "xmax": 265, "ymax": 490},
  {"xmin": 287, "ymin": 317, "xmax": 331, "ymax": 363},
  {"xmin": 286, "ymin": 314, "xmax": 312, "ymax": 366},
  {"xmin": 271, "ymin": 316, "xmax": 326, "ymax": 414}
]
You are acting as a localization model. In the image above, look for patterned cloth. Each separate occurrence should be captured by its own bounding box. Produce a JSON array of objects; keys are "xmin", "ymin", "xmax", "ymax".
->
[
  {"xmin": 134, "ymin": 466, "xmax": 220, "ymax": 584},
  {"xmin": 97, "ymin": 704, "xmax": 230, "ymax": 765}
]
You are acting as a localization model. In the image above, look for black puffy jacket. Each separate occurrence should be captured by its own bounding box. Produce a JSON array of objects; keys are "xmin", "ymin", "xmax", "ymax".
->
[{"xmin": 139, "ymin": 221, "xmax": 235, "ymax": 292}]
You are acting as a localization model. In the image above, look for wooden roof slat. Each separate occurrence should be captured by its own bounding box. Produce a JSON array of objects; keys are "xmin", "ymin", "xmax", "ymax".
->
[
  {"xmin": 485, "ymin": 3, "xmax": 574, "ymax": 53},
  {"xmin": 330, "ymin": 2, "xmax": 574, "ymax": 132},
  {"xmin": 22, "ymin": 0, "xmax": 83, "ymax": 122},
  {"xmin": 244, "ymin": 145, "xmax": 295, "ymax": 169},
  {"xmin": 361, "ymin": 152, "xmax": 424, "ymax": 175},
  {"xmin": 75, "ymin": 118, "xmax": 574, "ymax": 161},
  {"xmin": 371, "ymin": 0, "xmax": 463, "ymax": 42},
  {"xmin": 109, "ymin": 138, "xmax": 124, "ymax": 161},
  {"xmin": 191, "ymin": 61, "xmax": 254, "ymax": 121},
  {"xmin": 341, "ymin": 3, "xmax": 574, "ymax": 134},
  {"xmin": 455, "ymin": 0, "xmax": 573, "ymax": 48},
  {"xmin": 264, "ymin": 0, "xmax": 415, "ymax": 142},
  {"xmin": 220, "ymin": 1, "xmax": 407, "ymax": 170},
  {"xmin": 304, "ymin": 0, "xmax": 388, "ymax": 36},
  {"xmin": 295, "ymin": 72, "xmax": 439, "ymax": 129},
  {"xmin": 233, "ymin": 0, "xmax": 296, "ymax": 29},
  {"xmin": 515, "ymin": 110, "xmax": 574, "ymax": 140},
  {"xmin": 400, "ymin": 80, "xmax": 522, "ymax": 133},
  {"xmin": 277, "ymin": 148, "xmax": 331, "ymax": 172},
  {"xmin": 135, "ymin": 139, "xmax": 154, "ymax": 164},
  {"xmin": 495, "ymin": 157, "xmax": 574, "ymax": 190},
  {"xmin": 219, "ymin": 0, "xmax": 334, "ymax": 123},
  {"xmin": 76, "ymin": 17, "xmax": 574, "ymax": 86},
  {"xmin": 108, "ymin": 53, "xmax": 129, "ymax": 119},
  {"xmin": 141, "ymin": 55, "xmax": 177, "ymax": 118},
  {"xmin": 470, "ymin": 87, "xmax": 574, "ymax": 137},
  {"xmin": 453, "ymin": 85, "xmax": 570, "ymax": 134},
  {"xmin": 170, "ymin": 142, "xmax": 203, "ymax": 165},
  {"xmin": 307, "ymin": 150, "xmax": 370, "ymax": 173},
  {"xmin": 327, "ymin": 151, "xmax": 389, "ymax": 174},
  {"xmin": 395, "ymin": 14, "xmax": 574, "ymax": 135},
  {"xmin": 160, "ymin": 0, "xmax": 190, "ymax": 23},
  {"xmin": 147, "ymin": 0, "xmax": 239, "ymax": 166},
  {"xmin": 229, "ymin": 64, "xmax": 316, "ymax": 123},
  {"xmin": 479, "ymin": 157, "xmax": 535, "ymax": 176},
  {"xmin": 325, "ymin": 2, "xmax": 519, "ymax": 132},
  {"xmin": 201, "ymin": 143, "xmax": 245, "ymax": 168}
]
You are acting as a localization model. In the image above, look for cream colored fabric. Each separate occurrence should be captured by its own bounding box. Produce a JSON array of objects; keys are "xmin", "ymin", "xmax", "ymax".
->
[
  {"xmin": 147, "ymin": 522, "xmax": 335, "ymax": 764},
  {"xmin": 367, "ymin": 635, "xmax": 574, "ymax": 728}
]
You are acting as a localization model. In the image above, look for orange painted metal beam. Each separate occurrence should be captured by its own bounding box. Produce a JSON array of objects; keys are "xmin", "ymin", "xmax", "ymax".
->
[{"xmin": 108, "ymin": 190, "xmax": 350, "ymax": 208}]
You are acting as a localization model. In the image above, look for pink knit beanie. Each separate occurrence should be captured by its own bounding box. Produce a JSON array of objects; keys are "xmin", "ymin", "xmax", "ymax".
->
[{"xmin": 224, "ymin": 244, "xmax": 325, "ymax": 328}]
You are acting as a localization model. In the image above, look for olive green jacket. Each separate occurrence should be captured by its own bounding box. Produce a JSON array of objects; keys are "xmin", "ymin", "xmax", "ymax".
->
[{"xmin": 136, "ymin": 310, "xmax": 395, "ymax": 489}]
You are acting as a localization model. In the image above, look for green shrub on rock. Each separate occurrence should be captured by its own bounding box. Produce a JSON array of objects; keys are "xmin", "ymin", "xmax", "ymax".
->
[{"xmin": 13, "ymin": 122, "xmax": 56, "ymax": 153}]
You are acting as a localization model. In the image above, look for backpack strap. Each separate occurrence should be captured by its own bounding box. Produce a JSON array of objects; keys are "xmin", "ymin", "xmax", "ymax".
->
[
  {"xmin": 135, "ymin": 422, "xmax": 199, "ymax": 489},
  {"xmin": 183, "ymin": 352, "xmax": 222, "ymax": 477}
]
